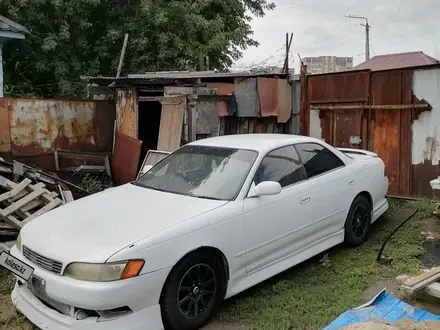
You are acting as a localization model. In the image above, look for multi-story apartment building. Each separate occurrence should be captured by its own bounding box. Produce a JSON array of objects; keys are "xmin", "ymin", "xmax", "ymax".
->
[{"xmin": 303, "ymin": 56, "xmax": 353, "ymax": 74}]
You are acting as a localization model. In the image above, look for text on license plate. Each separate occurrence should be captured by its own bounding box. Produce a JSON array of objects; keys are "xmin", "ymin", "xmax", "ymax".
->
[{"xmin": 0, "ymin": 251, "xmax": 34, "ymax": 281}]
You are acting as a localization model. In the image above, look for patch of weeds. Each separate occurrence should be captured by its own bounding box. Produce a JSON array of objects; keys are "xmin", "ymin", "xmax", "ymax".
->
[
  {"xmin": 79, "ymin": 174, "xmax": 112, "ymax": 194},
  {"xmin": 218, "ymin": 200, "xmax": 430, "ymax": 330},
  {"xmin": 415, "ymin": 198, "xmax": 437, "ymax": 219},
  {"xmin": 0, "ymin": 270, "xmax": 15, "ymax": 296}
]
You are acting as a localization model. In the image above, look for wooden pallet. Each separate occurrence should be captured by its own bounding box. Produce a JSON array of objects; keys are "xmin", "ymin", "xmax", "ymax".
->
[
  {"xmin": 0, "ymin": 176, "xmax": 63, "ymax": 230},
  {"xmin": 402, "ymin": 266, "xmax": 440, "ymax": 299}
]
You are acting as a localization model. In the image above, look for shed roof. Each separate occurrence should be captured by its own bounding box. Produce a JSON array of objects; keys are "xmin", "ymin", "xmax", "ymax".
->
[
  {"xmin": 352, "ymin": 51, "xmax": 440, "ymax": 71},
  {"xmin": 81, "ymin": 70, "xmax": 295, "ymax": 87},
  {"xmin": 0, "ymin": 15, "xmax": 29, "ymax": 41}
]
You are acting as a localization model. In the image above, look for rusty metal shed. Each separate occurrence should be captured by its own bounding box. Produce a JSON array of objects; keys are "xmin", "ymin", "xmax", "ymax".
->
[{"xmin": 300, "ymin": 62, "xmax": 440, "ymax": 198}]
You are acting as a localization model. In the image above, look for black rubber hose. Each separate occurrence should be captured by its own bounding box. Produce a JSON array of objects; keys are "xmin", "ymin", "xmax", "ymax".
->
[{"xmin": 376, "ymin": 208, "xmax": 419, "ymax": 263}]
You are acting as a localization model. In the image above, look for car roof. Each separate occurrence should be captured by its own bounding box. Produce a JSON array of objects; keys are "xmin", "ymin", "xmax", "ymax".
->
[{"xmin": 188, "ymin": 134, "xmax": 321, "ymax": 153}]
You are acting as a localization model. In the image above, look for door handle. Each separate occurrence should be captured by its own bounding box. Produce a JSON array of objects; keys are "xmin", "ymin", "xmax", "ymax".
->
[
  {"xmin": 348, "ymin": 180, "xmax": 356, "ymax": 186},
  {"xmin": 300, "ymin": 197, "xmax": 311, "ymax": 204}
]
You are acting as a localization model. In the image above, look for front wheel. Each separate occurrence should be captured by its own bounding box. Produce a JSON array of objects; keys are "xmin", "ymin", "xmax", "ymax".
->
[
  {"xmin": 160, "ymin": 251, "xmax": 226, "ymax": 330},
  {"xmin": 344, "ymin": 195, "xmax": 371, "ymax": 247}
]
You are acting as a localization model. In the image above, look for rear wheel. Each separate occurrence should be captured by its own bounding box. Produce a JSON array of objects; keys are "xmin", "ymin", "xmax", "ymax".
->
[
  {"xmin": 344, "ymin": 195, "xmax": 371, "ymax": 246},
  {"xmin": 160, "ymin": 251, "xmax": 226, "ymax": 330}
]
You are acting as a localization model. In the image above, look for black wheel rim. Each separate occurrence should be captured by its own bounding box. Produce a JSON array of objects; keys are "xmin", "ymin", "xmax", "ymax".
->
[
  {"xmin": 351, "ymin": 204, "xmax": 370, "ymax": 239},
  {"xmin": 177, "ymin": 263, "xmax": 217, "ymax": 319}
]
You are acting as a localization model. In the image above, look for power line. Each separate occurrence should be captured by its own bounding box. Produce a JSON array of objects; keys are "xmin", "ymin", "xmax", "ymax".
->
[{"xmin": 384, "ymin": 0, "xmax": 405, "ymax": 33}]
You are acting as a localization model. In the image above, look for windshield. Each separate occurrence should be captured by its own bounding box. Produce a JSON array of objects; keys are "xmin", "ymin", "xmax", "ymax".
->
[{"xmin": 135, "ymin": 145, "xmax": 258, "ymax": 200}]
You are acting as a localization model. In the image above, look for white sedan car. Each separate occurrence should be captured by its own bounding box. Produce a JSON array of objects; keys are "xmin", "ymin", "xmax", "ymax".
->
[{"xmin": 3, "ymin": 134, "xmax": 389, "ymax": 330}]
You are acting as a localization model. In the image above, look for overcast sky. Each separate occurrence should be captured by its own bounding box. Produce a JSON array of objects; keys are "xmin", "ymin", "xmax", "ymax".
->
[{"xmin": 233, "ymin": 0, "xmax": 440, "ymax": 72}]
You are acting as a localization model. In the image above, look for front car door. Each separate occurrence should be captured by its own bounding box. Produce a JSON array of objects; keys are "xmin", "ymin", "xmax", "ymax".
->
[
  {"xmin": 243, "ymin": 145, "xmax": 314, "ymax": 273},
  {"xmin": 294, "ymin": 142, "xmax": 356, "ymax": 241}
]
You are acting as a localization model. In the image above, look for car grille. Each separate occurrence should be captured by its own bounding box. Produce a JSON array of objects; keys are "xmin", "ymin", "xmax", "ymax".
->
[{"xmin": 23, "ymin": 246, "xmax": 63, "ymax": 274}]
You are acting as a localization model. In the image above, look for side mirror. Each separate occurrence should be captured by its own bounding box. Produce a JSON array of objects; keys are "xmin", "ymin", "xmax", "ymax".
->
[{"xmin": 254, "ymin": 181, "xmax": 282, "ymax": 197}]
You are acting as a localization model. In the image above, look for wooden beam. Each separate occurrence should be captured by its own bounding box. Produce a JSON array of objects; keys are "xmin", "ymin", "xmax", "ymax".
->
[
  {"xmin": 311, "ymin": 104, "xmax": 430, "ymax": 110},
  {"xmin": 402, "ymin": 267, "xmax": 440, "ymax": 294}
]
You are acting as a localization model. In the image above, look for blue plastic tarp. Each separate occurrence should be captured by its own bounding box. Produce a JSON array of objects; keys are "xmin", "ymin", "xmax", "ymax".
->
[{"xmin": 323, "ymin": 289, "xmax": 440, "ymax": 329}]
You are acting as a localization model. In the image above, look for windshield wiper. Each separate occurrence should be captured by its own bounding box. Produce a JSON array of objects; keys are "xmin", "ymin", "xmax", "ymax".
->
[
  {"xmin": 188, "ymin": 194, "xmax": 223, "ymax": 201},
  {"xmin": 134, "ymin": 183, "xmax": 168, "ymax": 192}
]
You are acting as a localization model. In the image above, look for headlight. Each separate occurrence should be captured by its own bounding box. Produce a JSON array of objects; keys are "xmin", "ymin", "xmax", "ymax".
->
[
  {"xmin": 16, "ymin": 233, "xmax": 22, "ymax": 252},
  {"xmin": 64, "ymin": 260, "xmax": 144, "ymax": 282}
]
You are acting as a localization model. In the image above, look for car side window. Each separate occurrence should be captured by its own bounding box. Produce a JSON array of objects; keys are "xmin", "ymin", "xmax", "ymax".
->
[
  {"xmin": 294, "ymin": 143, "xmax": 344, "ymax": 179},
  {"xmin": 254, "ymin": 146, "xmax": 307, "ymax": 188}
]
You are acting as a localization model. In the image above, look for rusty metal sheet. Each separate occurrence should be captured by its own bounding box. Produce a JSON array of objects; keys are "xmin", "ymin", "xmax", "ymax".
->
[
  {"xmin": 112, "ymin": 132, "xmax": 142, "ymax": 185},
  {"xmin": 0, "ymin": 98, "xmax": 11, "ymax": 153},
  {"xmin": 371, "ymin": 70, "xmax": 412, "ymax": 196},
  {"xmin": 307, "ymin": 70, "xmax": 370, "ymax": 104},
  {"xmin": 8, "ymin": 98, "xmax": 115, "ymax": 157},
  {"xmin": 116, "ymin": 88, "xmax": 137, "ymax": 138}
]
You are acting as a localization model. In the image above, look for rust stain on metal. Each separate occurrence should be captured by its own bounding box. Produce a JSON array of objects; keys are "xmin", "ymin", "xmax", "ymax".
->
[
  {"xmin": 307, "ymin": 70, "xmax": 370, "ymax": 104},
  {"xmin": 371, "ymin": 70, "xmax": 412, "ymax": 196},
  {"xmin": 7, "ymin": 98, "xmax": 115, "ymax": 157},
  {"xmin": 112, "ymin": 132, "xmax": 142, "ymax": 185},
  {"xmin": 304, "ymin": 68, "xmax": 416, "ymax": 196},
  {"xmin": 333, "ymin": 107, "xmax": 364, "ymax": 149},
  {"xmin": 0, "ymin": 98, "xmax": 11, "ymax": 153},
  {"xmin": 116, "ymin": 88, "xmax": 137, "ymax": 138}
]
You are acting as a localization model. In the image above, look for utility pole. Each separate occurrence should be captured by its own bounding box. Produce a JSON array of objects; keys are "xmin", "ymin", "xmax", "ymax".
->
[{"xmin": 346, "ymin": 15, "xmax": 370, "ymax": 61}]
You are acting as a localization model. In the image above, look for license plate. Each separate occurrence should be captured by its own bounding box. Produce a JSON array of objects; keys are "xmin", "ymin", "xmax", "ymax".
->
[{"xmin": 0, "ymin": 251, "xmax": 34, "ymax": 281}]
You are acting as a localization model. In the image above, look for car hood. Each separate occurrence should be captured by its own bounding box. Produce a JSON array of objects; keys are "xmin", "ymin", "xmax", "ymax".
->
[{"xmin": 20, "ymin": 184, "xmax": 227, "ymax": 264}]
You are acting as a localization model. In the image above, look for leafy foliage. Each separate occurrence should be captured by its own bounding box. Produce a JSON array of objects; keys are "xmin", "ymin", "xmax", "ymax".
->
[{"xmin": 0, "ymin": 0, "xmax": 275, "ymax": 98}]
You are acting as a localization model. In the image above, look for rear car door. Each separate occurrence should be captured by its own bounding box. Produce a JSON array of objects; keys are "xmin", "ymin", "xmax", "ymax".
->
[
  {"xmin": 243, "ymin": 145, "xmax": 313, "ymax": 273},
  {"xmin": 294, "ymin": 143, "xmax": 356, "ymax": 241}
]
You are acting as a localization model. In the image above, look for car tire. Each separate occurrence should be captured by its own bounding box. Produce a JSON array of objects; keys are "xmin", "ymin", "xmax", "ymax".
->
[
  {"xmin": 344, "ymin": 195, "xmax": 372, "ymax": 247},
  {"xmin": 160, "ymin": 251, "xmax": 226, "ymax": 330}
]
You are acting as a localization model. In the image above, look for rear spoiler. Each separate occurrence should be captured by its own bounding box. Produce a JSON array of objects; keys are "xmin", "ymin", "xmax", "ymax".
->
[{"xmin": 336, "ymin": 148, "xmax": 378, "ymax": 157}]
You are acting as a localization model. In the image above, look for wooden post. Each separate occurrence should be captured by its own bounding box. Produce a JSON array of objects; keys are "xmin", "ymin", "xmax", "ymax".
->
[{"xmin": 116, "ymin": 34, "xmax": 129, "ymax": 78}]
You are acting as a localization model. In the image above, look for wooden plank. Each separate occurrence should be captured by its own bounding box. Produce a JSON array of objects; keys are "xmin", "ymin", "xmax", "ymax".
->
[
  {"xmin": 10, "ymin": 182, "xmax": 45, "ymax": 202},
  {"xmin": 61, "ymin": 190, "xmax": 74, "ymax": 203},
  {"xmin": 21, "ymin": 198, "xmax": 63, "ymax": 226},
  {"xmin": 0, "ymin": 222, "xmax": 17, "ymax": 231},
  {"xmin": 425, "ymin": 282, "xmax": 440, "ymax": 299},
  {"xmin": 20, "ymin": 199, "xmax": 43, "ymax": 213},
  {"xmin": 0, "ymin": 188, "xmax": 45, "ymax": 217},
  {"xmin": 157, "ymin": 96, "xmax": 186, "ymax": 152},
  {"xmin": 0, "ymin": 213, "xmax": 23, "ymax": 229},
  {"xmin": 402, "ymin": 267, "xmax": 440, "ymax": 293},
  {"xmin": 0, "ymin": 178, "xmax": 31, "ymax": 203}
]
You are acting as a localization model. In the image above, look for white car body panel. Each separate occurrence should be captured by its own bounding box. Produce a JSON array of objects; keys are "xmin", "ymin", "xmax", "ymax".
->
[{"xmin": 11, "ymin": 134, "xmax": 389, "ymax": 330}]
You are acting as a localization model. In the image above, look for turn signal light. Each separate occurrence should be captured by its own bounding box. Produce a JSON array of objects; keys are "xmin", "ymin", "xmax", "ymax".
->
[{"xmin": 121, "ymin": 260, "xmax": 145, "ymax": 279}]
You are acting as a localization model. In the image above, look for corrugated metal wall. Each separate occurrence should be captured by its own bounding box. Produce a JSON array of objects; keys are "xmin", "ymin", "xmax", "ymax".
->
[
  {"xmin": 0, "ymin": 97, "xmax": 115, "ymax": 169},
  {"xmin": 302, "ymin": 66, "xmax": 436, "ymax": 197}
]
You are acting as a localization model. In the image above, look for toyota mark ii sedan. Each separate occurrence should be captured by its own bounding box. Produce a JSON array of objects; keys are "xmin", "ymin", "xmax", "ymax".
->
[{"xmin": 2, "ymin": 134, "xmax": 389, "ymax": 330}]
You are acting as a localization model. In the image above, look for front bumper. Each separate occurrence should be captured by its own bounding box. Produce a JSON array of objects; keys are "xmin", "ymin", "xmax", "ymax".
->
[
  {"xmin": 9, "ymin": 246, "xmax": 170, "ymax": 330},
  {"xmin": 12, "ymin": 284, "xmax": 164, "ymax": 330}
]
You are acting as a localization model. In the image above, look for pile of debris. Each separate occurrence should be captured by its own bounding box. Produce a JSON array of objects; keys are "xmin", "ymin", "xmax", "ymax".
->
[{"xmin": 0, "ymin": 157, "xmax": 92, "ymax": 250}]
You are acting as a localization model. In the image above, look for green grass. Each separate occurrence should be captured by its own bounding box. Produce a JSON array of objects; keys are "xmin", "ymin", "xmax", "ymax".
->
[{"xmin": 217, "ymin": 199, "xmax": 434, "ymax": 330}]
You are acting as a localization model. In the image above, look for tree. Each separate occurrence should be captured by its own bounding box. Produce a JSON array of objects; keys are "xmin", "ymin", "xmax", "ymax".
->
[{"xmin": 0, "ymin": 0, "xmax": 275, "ymax": 98}]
